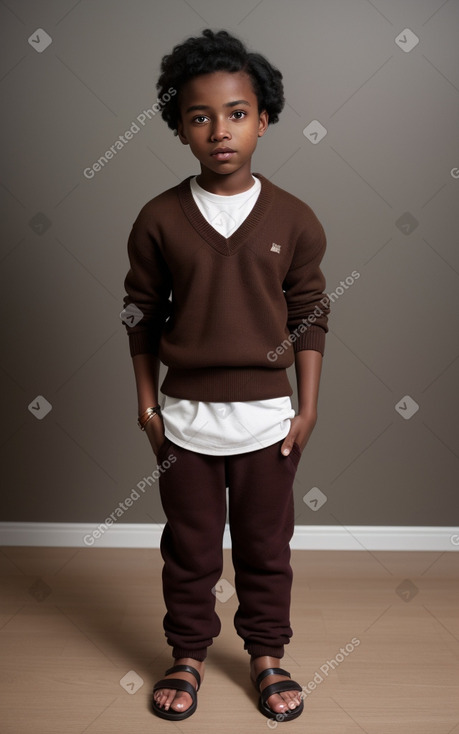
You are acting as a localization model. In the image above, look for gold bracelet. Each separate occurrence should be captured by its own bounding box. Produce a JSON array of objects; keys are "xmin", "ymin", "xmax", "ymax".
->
[
  {"xmin": 141, "ymin": 413, "xmax": 155, "ymax": 430},
  {"xmin": 138, "ymin": 406, "xmax": 161, "ymax": 430}
]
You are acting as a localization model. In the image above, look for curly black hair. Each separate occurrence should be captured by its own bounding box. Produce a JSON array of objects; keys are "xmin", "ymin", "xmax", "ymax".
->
[{"xmin": 156, "ymin": 29, "xmax": 285, "ymax": 134}]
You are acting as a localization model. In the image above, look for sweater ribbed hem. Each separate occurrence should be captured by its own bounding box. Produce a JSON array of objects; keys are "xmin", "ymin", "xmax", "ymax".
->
[{"xmin": 160, "ymin": 366, "xmax": 293, "ymax": 403}]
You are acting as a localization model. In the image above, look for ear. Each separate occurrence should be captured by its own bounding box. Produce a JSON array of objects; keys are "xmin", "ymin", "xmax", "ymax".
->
[
  {"xmin": 257, "ymin": 109, "xmax": 269, "ymax": 137},
  {"xmin": 177, "ymin": 118, "xmax": 189, "ymax": 145}
]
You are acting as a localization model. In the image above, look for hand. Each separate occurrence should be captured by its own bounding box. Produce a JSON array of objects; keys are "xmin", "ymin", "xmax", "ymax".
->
[
  {"xmin": 281, "ymin": 412, "xmax": 317, "ymax": 456},
  {"xmin": 144, "ymin": 414, "xmax": 166, "ymax": 457}
]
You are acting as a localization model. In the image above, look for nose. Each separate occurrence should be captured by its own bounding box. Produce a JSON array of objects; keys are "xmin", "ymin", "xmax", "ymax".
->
[{"xmin": 210, "ymin": 117, "xmax": 231, "ymax": 142}]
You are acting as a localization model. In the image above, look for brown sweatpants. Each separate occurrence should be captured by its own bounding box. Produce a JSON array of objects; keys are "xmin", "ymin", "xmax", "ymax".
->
[{"xmin": 156, "ymin": 436, "xmax": 302, "ymax": 662}]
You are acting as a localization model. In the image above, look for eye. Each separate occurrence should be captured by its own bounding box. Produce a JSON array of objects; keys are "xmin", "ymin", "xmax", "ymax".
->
[
  {"xmin": 231, "ymin": 110, "xmax": 247, "ymax": 120},
  {"xmin": 193, "ymin": 115, "xmax": 209, "ymax": 124}
]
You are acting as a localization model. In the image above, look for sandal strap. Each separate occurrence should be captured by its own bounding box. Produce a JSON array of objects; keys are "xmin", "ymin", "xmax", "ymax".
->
[
  {"xmin": 260, "ymin": 679, "xmax": 303, "ymax": 705},
  {"xmin": 153, "ymin": 677, "xmax": 197, "ymax": 699},
  {"xmin": 255, "ymin": 667, "xmax": 291, "ymax": 689},
  {"xmin": 164, "ymin": 664, "xmax": 201, "ymax": 691}
]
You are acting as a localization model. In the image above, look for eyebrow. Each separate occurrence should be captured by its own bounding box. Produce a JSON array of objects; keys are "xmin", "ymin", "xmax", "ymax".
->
[{"xmin": 185, "ymin": 100, "xmax": 251, "ymax": 113}]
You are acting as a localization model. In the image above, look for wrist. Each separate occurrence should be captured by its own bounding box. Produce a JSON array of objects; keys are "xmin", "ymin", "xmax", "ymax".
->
[
  {"xmin": 137, "ymin": 405, "xmax": 162, "ymax": 430},
  {"xmin": 297, "ymin": 408, "xmax": 318, "ymax": 422}
]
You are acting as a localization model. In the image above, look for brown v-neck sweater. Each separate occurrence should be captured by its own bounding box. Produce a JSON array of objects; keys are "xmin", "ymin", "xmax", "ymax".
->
[{"xmin": 122, "ymin": 173, "xmax": 330, "ymax": 402}]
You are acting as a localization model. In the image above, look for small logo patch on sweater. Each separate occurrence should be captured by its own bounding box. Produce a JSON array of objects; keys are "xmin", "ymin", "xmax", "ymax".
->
[{"xmin": 270, "ymin": 242, "xmax": 281, "ymax": 254}]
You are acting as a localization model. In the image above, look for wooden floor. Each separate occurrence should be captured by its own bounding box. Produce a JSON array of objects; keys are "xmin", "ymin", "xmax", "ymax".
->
[{"xmin": 1, "ymin": 546, "xmax": 458, "ymax": 733}]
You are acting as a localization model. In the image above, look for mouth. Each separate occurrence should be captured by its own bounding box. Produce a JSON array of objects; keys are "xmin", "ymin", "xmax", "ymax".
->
[{"xmin": 211, "ymin": 148, "xmax": 236, "ymax": 161}]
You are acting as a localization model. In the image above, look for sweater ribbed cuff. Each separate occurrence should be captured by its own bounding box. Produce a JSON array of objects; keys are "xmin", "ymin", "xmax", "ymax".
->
[
  {"xmin": 128, "ymin": 332, "xmax": 159, "ymax": 358},
  {"xmin": 293, "ymin": 324, "xmax": 326, "ymax": 355}
]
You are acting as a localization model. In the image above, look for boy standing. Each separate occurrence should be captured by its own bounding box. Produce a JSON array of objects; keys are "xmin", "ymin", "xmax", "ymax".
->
[{"xmin": 122, "ymin": 29, "xmax": 330, "ymax": 722}]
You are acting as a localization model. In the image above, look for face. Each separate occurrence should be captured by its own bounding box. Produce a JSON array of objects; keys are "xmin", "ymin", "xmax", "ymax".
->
[{"xmin": 177, "ymin": 70, "xmax": 268, "ymax": 181}]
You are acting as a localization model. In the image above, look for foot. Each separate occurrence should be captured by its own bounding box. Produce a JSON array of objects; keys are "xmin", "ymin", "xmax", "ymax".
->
[
  {"xmin": 153, "ymin": 657, "xmax": 205, "ymax": 714},
  {"xmin": 250, "ymin": 655, "xmax": 302, "ymax": 715}
]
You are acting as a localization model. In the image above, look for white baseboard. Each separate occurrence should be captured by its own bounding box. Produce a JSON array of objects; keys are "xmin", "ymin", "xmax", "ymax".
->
[{"xmin": 0, "ymin": 523, "xmax": 458, "ymax": 551}]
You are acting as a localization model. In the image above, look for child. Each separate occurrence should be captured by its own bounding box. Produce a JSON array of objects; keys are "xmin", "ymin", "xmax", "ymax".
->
[{"xmin": 122, "ymin": 28, "xmax": 330, "ymax": 722}]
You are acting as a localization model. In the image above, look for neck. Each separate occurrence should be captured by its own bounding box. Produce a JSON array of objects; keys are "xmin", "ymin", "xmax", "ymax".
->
[{"xmin": 196, "ymin": 164, "xmax": 255, "ymax": 196}]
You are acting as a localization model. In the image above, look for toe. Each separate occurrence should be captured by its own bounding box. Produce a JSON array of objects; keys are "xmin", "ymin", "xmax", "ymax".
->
[
  {"xmin": 170, "ymin": 692, "xmax": 192, "ymax": 712},
  {"xmin": 267, "ymin": 687, "xmax": 303, "ymax": 714},
  {"xmin": 267, "ymin": 693, "xmax": 289, "ymax": 714},
  {"xmin": 165, "ymin": 689, "xmax": 178, "ymax": 710},
  {"xmin": 154, "ymin": 688, "xmax": 167, "ymax": 708},
  {"xmin": 267, "ymin": 691, "xmax": 302, "ymax": 714},
  {"xmin": 153, "ymin": 659, "xmax": 203, "ymax": 717},
  {"xmin": 284, "ymin": 690, "xmax": 302, "ymax": 709},
  {"xmin": 251, "ymin": 657, "xmax": 303, "ymax": 718},
  {"xmin": 154, "ymin": 687, "xmax": 178, "ymax": 711}
]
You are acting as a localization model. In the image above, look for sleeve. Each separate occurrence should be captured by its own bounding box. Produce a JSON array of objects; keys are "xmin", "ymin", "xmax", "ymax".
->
[
  {"xmin": 121, "ymin": 213, "xmax": 172, "ymax": 358},
  {"xmin": 282, "ymin": 214, "xmax": 330, "ymax": 356}
]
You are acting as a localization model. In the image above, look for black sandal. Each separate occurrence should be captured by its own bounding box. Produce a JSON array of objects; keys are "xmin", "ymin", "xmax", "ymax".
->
[
  {"xmin": 151, "ymin": 664, "xmax": 201, "ymax": 720},
  {"xmin": 252, "ymin": 667, "xmax": 304, "ymax": 721}
]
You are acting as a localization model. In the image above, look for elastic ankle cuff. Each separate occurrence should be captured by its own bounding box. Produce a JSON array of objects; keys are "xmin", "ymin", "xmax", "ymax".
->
[
  {"xmin": 246, "ymin": 644, "xmax": 285, "ymax": 659},
  {"xmin": 172, "ymin": 647, "xmax": 207, "ymax": 662}
]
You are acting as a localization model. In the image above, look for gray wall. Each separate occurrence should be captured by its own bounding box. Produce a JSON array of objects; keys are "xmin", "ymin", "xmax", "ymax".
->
[{"xmin": 1, "ymin": 0, "xmax": 458, "ymax": 527}]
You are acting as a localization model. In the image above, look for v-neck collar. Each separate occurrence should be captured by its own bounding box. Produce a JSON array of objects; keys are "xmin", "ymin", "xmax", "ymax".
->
[{"xmin": 177, "ymin": 173, "xmax": 274, "ymax": 256}]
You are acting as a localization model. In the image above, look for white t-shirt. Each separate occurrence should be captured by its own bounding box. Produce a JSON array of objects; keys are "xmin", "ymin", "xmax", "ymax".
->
[{"xmin": 160, "ymin": 175, "xmax": 295, "ymax": 455}]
